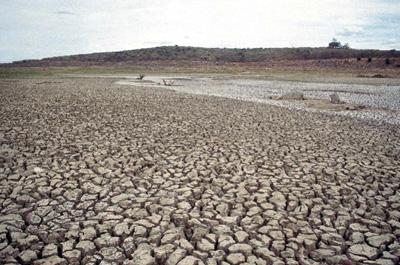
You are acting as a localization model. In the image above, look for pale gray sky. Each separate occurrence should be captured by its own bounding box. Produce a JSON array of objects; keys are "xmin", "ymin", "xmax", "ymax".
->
[{"xmin": 1, "ymin": 0, "xmax": 399, "ymax": 63}]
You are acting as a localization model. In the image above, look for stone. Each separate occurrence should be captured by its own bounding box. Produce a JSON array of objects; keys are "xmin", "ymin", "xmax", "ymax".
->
[{"xmin": 329, "ymin": 93, "xmax": 341, "ymax": 104}]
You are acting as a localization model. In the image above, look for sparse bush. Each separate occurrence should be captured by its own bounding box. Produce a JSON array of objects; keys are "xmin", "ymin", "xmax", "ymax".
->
[
  {"xmin": 328, "ymin": 38, "xmax": 350, "ymax": 49},
  {"xmin": 385, "ymin": 58, "xmax": 391, "ymax": 65},
  {"xmin": 328, "ymin": 38, "xmax": 341, "ymax": 49},
  {"xmin": 137, "ymin": 74, "xmax": 145, "ymax": 80},
  {"xmin": 372, "ymin": 74, "xmax": 385, "ymax": 78},
  {"xmin": 367, "ymin": 58, "xmax": 372, "ymax": 63},
  {"xmin": 342, "ymin": 43, "xmax": 350, "ymax": 49},
  {"xmin": 162, "ymin": 79, "xmax": 175, "ymax": 86},
  {"xmin": 238, "ymin": 52, "xmax": 245, "ymax": 62},
  {"xmin": 356, "ymin": 57, "xmax": 361, "ymax": 61}
]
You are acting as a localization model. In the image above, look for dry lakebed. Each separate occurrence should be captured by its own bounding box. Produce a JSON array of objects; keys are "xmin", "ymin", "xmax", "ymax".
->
[{"xmin": 0, "ymin": 76, "xmax": 399, "ymax": 265}]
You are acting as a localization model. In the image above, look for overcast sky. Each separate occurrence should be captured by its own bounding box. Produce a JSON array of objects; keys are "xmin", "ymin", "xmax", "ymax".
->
[{"xmin": 1, "ymin": 0, "xmax": 399, "ymax": 63}]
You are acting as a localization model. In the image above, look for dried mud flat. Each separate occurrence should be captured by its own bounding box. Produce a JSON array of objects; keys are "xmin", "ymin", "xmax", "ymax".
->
[{"xmin": 0, "ymin": 78, "xmax": 399, "ymax": 265}]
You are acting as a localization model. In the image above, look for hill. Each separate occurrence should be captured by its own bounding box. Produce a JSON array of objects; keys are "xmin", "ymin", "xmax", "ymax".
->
[{"xmin": 3, "ymin": 46, "xmax": 400, "ymax": 68}]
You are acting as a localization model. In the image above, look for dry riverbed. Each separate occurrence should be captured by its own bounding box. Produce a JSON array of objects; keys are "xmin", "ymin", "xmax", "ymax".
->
[{"xmin": 0, "ymin": 78, "xmax": 399, "ymax": 265}]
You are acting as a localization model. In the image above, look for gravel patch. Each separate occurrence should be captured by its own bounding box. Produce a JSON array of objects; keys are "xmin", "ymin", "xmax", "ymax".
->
[{"xmin": 117, "ymin": 75, "xmax": 400, "ymax": 125}]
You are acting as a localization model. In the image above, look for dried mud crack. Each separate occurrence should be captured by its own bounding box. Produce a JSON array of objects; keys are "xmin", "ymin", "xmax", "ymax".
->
[{"xmin": 0, "ymin": 78, "xmax": 399, "ymax": 265}]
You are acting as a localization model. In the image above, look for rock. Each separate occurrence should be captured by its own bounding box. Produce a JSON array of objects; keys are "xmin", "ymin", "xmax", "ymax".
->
[
  {"xmin": 348, "ymin": 243, "xmax": 379, "ymax": 260},
  {"xmin": 329, "ymin": 93, "xmax": 341, "ymax": 104},
  {"xmin": 278, "ymin": 92, "xmax": 305, "ymax": 100}
]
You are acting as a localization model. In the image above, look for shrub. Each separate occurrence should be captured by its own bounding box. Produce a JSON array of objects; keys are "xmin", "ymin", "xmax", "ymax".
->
[
  {"xmin": 367, "ymin": 58, "xmax": 372, "ymax": 63},
  {"xmin": 385, "ymin": 58, "xmax": 391, "ymax": 65}
]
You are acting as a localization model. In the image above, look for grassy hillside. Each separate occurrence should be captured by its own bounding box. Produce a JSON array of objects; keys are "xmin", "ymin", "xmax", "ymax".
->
[{"xmin": 3, "ymin": 46, "xmax": 400, "ymax": 67}]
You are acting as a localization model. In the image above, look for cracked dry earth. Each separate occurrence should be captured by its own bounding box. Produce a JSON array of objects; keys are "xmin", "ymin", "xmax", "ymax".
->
[{"xmin": 0, "ymin": 78, "xmax": 400, "ymax": 265}]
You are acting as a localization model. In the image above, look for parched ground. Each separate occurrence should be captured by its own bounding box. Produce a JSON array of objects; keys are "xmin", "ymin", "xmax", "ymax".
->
[{"xmin": 0, "ymin": 78, "xmax": 399, "ymax": 265}]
